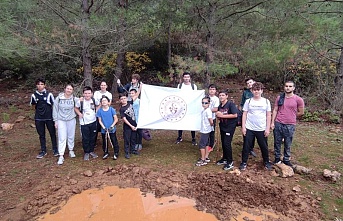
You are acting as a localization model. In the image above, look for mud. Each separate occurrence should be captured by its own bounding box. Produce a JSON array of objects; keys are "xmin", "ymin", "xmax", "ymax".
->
[{"xmin": 3, "ymin": 164, "xmax": 323, "ymax": 221}]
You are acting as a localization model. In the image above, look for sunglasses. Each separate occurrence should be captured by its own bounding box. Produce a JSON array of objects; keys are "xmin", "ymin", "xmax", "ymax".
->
[{"xmin": 202, "ymin": 102, "xmax": 209, "ymax": 104}]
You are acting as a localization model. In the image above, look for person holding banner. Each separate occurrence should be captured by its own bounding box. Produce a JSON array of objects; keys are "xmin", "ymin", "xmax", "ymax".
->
[
  {"xmin": 175, "ymin": 72, "xmax": 198, "ymax": 145},
  {"xmin": 215, "ymin": 90, "xmax": 238, "ymax": 171}
]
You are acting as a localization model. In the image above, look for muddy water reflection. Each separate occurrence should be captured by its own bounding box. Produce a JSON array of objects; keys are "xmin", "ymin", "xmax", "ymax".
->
[{"xmin": 40, "ymin": 186, "xmax": 217, "ymax": 221}]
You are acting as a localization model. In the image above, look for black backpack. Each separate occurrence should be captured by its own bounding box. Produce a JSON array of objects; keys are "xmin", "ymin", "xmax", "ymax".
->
[{"xmin": 78, "ymin": 97, "xmax": 96, "ymax": 113}]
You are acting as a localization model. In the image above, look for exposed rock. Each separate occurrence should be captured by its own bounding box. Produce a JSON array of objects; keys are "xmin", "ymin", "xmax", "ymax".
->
[
  {"xmin": 69, "ymin": 179, "xmax": 78, "ymax": 185},
  {"xmin": 293, "ymin": 165, "xmax": 312, "ymax": 174},
  {"xmin": 274, "ymin": 163, "xmax": 294, "ymax": 178},
  {"xmin": 293, "ymin": 185, "xmax": 301, "ymax": 192},
  {"xmin": 1, "ymin": 123, "xmax": 14, "ymax": 131},
  {"xmin": 323, "ymin": 169, "xmax": 341, "ymax": 182},
  {"xmin": 83, "ymin": 170, "xmax": 93, "ymax": 177},
  {"xmin": 15, "ymin": 116, "xmax": 25, "ymax": 123}
]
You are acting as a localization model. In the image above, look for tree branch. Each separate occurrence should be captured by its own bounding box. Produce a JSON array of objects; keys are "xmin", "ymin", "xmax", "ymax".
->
[{"xmin": 219, "ymin": 1, "xmax": 267, "ymax": 21}]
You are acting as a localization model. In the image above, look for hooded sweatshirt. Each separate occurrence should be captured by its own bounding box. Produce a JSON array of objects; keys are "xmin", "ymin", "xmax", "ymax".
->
[{"xmin": 53, "ymin": 93, "xmax": 77, "ymax": 121}]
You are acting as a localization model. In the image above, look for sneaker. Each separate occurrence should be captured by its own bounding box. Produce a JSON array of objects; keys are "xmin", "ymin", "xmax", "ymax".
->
[
  {"xmin": 264, "ymin": 162, "xmax": 273, "ymax": 170},
  {"xmin": 114, "ymin": 152, "xmax": 119, "ymax": 158},
  {"xmin": 36, "ymin": 151, "xmax": 47, "ymax": 159},
  {"xmin": 239, "ymin": 162, "xmax": 247, "ymax": 171},
  {"xmin": 89, "ymin": 152, "xmax": 98, "ymax": 158},
  {"xmin": 195, "ymin": 160, "xmax": 207, "ymax": 166},
  {"xmin": 205, "ymin": 157, "xmax": 211, "ymax": 163},
  {"xmin": 84, "ymin": 153, "xmax": 90, "ymax": 161},
  {"xmin": 223, "ymin": 162, "xmax": 234, "ymax": 171},
  {"xmin": 125, "ymin": 153, "xmax": 130, "ymax": 159},
  {"xmin": 57, "ymin": 156, "xmax": 64, "ymax": 165},
  {"xmin": 69, "ymin": 150, "xmax": 76, "ymax": 158},
  {"xmin": 273, "ymin": 158, "xmax": 281, "ymax": 164},
  {"xmin": 250, "ymin": 150, "xmax": 257, "ymax": 158},
  {"xmin": 175, "ymin": 137, "xmax": 183, "ymax": 144},
  {"xmin": 113, "ymin": 154, "xmax": 117, "ymax": 160},
  {"xmin": 138, "ymin": 144, "xmax": 142, "ymax": 151},
  {"xmin": 283, "ymin": 161, "xmax": 293, "ymax": 167},
  {"xmin": 216, "ymin": 159, "xmax": 227, "ymax": 165},
  {"xmin": 102, "ymin": 153, "xmax": 109, "ymax": 159},
  {"xmin": 192, "ymin": 139, "xmax": 197, "ymax": 146},
  {"xmin": 53, "ymin": 150, "xmax": 59, "ymax": 157},
  {"xmin": 206, "ymin": 146, "xmax": 213, "ymax": 152}
]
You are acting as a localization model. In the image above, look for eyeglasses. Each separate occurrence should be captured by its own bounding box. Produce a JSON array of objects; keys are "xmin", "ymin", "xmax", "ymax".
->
[{"xmin": 202, "ymin": 102, "xmax": 209, "ymax": 104}]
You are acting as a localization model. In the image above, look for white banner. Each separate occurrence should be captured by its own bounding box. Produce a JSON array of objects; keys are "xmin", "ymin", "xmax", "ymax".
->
[{"xmin": 137, "ymin": 84, "xmax": 205, "ymax": 130}]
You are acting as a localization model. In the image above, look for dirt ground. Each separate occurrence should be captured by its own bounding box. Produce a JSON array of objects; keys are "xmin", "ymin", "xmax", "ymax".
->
[{"xmin": 0, "ymin": 81, "xmax": 332, "ymax": 221}]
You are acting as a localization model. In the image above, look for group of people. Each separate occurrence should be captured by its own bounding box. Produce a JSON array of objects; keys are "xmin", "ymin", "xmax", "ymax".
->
[
  {"xmin": 186, "ymin": 74, "xmax": 304, "ymax": 171},
  {"xmin": 30, "ymin": 75, "xmax": 143, "ymax": 165},
  {"xmin": 30, "ymin": 72, "xmax": 304, "ymax": 171}
]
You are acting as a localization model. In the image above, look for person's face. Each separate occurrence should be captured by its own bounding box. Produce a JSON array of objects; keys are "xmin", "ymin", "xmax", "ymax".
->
[
  {"xmin": 100, "ymin": 82, "xmax": 107, "ymax": 91},
  {"xmin": 131, "ymin": 78, "xmax": 138, "ymax": 84},
  {"xmin": 252, "ymin": 88, "xmax": 263, "ymax": 97},
  {"xmin": 208, "ymin": 87, "xmax": 216, "ymax": 96},
  {"xmin": 202, "ymin": 99, "xmax": 210, "ymax": 108},
  {"xmin": 218, "ymin": 93, "xmax": 228, "ymax": 102},
  {"xmin": 129, "ymin": 91, "xmax": 136, "ymax": 98},
  {"xmin": 64, "ymin": 85, "xmax": 73, "ymax": 96},
  {"xmin": 36, "ymin": 82, "xmax": 46, "ymax": 92},
  {"xmin": 246, "ymin": 79, "xmax": 255, "ymax": 89},
  {"xmin": 83, "ymin": 90, "xmax": 93, "ymax": 100},
  {"xmin": 284, "ymin": 83, "xmax": 295, "ymax": 94},
  {"xmin": 120, "ymin": 96, "xmax": 127, "ymax": 105},
  {"xmin": 101, "ymin": 98, "xmax": 109, "ymax": 106},
  {"xmin": 183, "ymin": 74, "xmax": 191, "ymax": 83}
]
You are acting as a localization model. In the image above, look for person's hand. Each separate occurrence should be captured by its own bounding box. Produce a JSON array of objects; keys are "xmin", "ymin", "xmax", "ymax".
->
[
  {"xmin": 270, "ymin": 123, "xmax": 275, "ymax": 130},
  {"xmin": 109, "ymin": 126, "xmax": 114, "ymax": 131},
  {"xmin": 54, "ymin": 122, "xmax": 58, "ymax": 128},
  {"xmin": 242, "ymin": 127, "xmax": 247, "ymax": 136},
  {"xmin": 264, "ymin": 129, "xmax": 270, "ymax": 137},
  {"xmin": 117, "ymin": 79, "xmax": 121, "ymax": 85}
]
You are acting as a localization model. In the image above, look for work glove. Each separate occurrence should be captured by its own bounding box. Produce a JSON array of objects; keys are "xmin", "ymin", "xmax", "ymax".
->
[{"xmin": 116, "ymin": 79, "xmax": 121, "ymax": 85}]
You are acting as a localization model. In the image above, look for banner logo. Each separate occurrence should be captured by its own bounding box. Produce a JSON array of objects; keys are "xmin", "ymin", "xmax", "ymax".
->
[{"xmin": 159, "ymin": 95, "xmax": 187, "ymax": 122}]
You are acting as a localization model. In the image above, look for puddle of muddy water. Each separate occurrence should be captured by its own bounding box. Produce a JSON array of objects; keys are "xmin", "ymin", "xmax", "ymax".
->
[{"xmin": 39, "ymin": 186, "xmax": 281, "ymax": 221}]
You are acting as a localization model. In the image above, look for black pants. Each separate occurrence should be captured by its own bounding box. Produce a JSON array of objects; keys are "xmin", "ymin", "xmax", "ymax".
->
[
  {"xmin": 178, "ymin": 130, "xmax": 195, "ymax": 140},
  {"xmin": 80, "ymin": 121, "xmax": 97, "ymax": 153},
  {"xmin": 136, "ymin": 128, "xmax": 142, "ymax": 145},
  {"xmin": 35, "ymin": 120, "xmax": 57, "ymax": 152},
  {"xmin": 242, "ymin": 129, "xmax": 269, "ymax": 163},
  {"xmin": 209, "ymin": 119, "xmax": 216, "ymax": 147},
  {"xmin": 101, "ymin": 132, "xmax": 120, "ymax": 155},
  {"xmin": 220, "ymin": 128, "xmax": 236, "ymax": 163},
  {"xmin": 123, "ymin": 126, "xmax": 136, "ymax": 154}
]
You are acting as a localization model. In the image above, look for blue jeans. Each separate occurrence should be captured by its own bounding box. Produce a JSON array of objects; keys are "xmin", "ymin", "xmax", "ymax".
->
[{"xmin": 273, "ymin": 122, "xmax": 296, "ymax": 162}]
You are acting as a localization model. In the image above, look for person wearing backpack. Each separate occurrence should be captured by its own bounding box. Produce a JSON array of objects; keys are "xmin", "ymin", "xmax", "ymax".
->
[
  {"xmin": 74, "ymin": 86, "xmax": 99, "ymax": 161},
  {"xmin": 175, "ymin": 72, "xmax": 198, "ymax": 145},
  {"xmin": 239, "ymin": 77, "xmax": 257, "ymax": 158},
  {"xmin": 239, "ymin": 82, "xmax": 273, "ymax": 171},
  {"xmin": 271, "ymin": 81, "xmax": 304, "ymax": 167},
  {"xmin": 53, "ymin": 84, "xmax": 77, "ymax": 165},
  {"xmin": 30, "ymin": 78, "xmax": 58, "ymax": 159}
]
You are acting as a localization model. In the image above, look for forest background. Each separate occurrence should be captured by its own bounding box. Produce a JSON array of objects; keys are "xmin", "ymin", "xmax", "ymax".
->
[{"xmin": 0, "ymin": 0, "xmax": 342, "ymax": 122}]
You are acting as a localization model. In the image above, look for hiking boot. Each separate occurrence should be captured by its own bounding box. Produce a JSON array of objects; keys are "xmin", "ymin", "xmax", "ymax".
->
[
  {"xmin": 57, "ymin": 156, "xmax": 64, "ymax": 165},
  {"xmin": 223, "ymin": 162, "xmax": 234, "ymax": 171},
  {"xmin": 53, "ymin": 150, "xmax": 59, "ymax": 157},
  {"xmin": 175, "ymin": 137, "xmax": 183, "ymax": 144},
  {"xmin": 125, "ymin": 153, "xmax": 130, "ymax": 159},
  {"xmin": 36, "ymin": 151, "xmax": 47, "ymax": 159},
  {"xmin": 216, "ymin": 159, "xmax": 227, "ymax": 165},
  {"xmin": 273, "ymin": 158, "xmax": 281, "ymax": 164},
  {"xmin": 264, "ymin": 162, "xmax": 273, "ymax": 171},
  {"xmin": 102, "ymin": 153, "xmax": 109, "ymax": 159},
  {"xmin": 283, "ymin": 161, "xmax": 293, "ymax": 167},
  {"xmin": 84, "ymin": 153, "xmax": 90, "ymax": 161},
  {"xmin": 205, "ymin": 157, "xmax": 211, "ymax": 163},
  {"xmin": 89, "ymin": 152, "xmax": 98, "ymax": 158},
  {"xmin": 192, "ymin": 139, "xmax": 197, "ymax": 146},
  {"xmin": 113, "ymin": 154, "xmax": 117, "ymax": 160},
  {"xmin": 69, "ymin": 150, "xmax": 76, "ymax": 158},
  {"xmin": 195, "ymin": 159, "xmax": 207, "ymax": 166},
  {"xmin": 250, "ymin": 150, "xmax": 257, "ymax": 158},
  {"xmin": 239, "ymin": 162, "xmax": 247, "ymax": 171}
]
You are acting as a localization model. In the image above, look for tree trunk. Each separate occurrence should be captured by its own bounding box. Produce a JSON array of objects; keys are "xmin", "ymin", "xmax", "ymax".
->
[
  {"xmin": 333, "ymin": 47, "xmax": 343, "ymax": 110},
  {"xmin": 81, "ymin": 0, "xmax": 93, "ymax": 87},
  {"xmin": 204, "ymin": 3, "xmax": 215, "ymax": 88}
]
